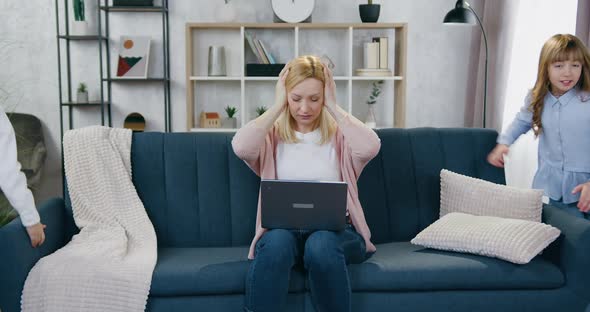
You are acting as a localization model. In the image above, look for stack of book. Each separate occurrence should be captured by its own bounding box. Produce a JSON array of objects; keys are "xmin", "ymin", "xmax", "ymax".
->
[
  {"xmin": 356, "ymin": 37, "xmax": 392, "ymax": 77},
  {"xmin": 245, "ymin": 31, "xmax": 276, "ymax": 64}
]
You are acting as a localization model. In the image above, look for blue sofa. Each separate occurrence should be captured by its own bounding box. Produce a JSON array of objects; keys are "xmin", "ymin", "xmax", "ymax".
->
[{"xmin": 2, "ymin": 128, "xmax": 590, "ymax": 312}]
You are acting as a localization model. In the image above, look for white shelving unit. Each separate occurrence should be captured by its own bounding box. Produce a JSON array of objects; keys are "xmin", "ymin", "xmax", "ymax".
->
[{"xmin": 186, "ymin": 23, "xmax": 407, "ymax": 131}]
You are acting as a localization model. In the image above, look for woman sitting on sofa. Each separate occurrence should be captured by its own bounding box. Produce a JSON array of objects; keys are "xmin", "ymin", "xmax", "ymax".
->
[{"xmin": 232, "ymin": 55, "xmax": 380, "ymax": 312}]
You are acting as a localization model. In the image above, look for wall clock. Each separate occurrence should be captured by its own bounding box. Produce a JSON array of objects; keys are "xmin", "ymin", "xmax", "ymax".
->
[{"xmin": 271, "ymin": 0, "xmax": 315, "ymax": 23}]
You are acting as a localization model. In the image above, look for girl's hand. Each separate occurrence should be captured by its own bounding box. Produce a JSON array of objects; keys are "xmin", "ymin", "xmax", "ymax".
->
[
  {"xmin": 274, "ymin": 65, "xmax": 290, "ymax": 109},
  {"xmin": 487, "ymin": 144, "xmax": 509, "ymax": 168},
  {"xmin": 26, "ymin": 222, "xmax": 46, "ymax": 248},
  {"xmin": 572, "ymin": 182, "xmax": 590, "ymax": 213},
  {"xmin": 322, "ymin": 63, "xmax": 337, "ymax": 109}
]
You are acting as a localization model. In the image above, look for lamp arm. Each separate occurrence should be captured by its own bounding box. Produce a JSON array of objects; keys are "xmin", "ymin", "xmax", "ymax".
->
[{"xmin": 465, "ymin": 1, "xmax": 488, "ymax": 128}]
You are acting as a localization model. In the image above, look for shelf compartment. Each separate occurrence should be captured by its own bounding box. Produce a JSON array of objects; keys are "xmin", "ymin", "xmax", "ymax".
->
[
  {"xmin": 193, "ymin": 81, "xmax": 241, "ymax": 128},
  {"xmin": 244, "ymin": 27, "xmax": 294, "ymax": 68},
  {"xmin": 351, "ymin": 80, "xmax": 394, "ymax": 129},
  {"xmin": 191, "ymin": 28, "xmax": 242, "ymax": 77},
  {"xmin": 298, "ymin": 28, "xmax": 349, "ymax": 77}
]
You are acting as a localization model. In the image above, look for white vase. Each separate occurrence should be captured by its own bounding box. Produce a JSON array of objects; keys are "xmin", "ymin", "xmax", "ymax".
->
[
  {"xmin": 222, "ymin": 117, "xmax": 237, "ymax": 128},
  {"xmin": 71, "ymin": 20, "xmax": 88, "ymax": 35},
  {"xmin": 365, "ymin": 105, "xmax": 377, "ymax": 128},
  {"xmin": 215, "ymin": 2, "xmax": 237, "ymax": 22},
  {"xmin": 76, "ymin": 91, "xmax": 88, "ymax": 103}
]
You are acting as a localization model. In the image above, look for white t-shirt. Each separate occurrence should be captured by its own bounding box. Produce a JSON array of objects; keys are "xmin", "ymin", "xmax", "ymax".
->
[
  {"xmin": 276, "ymin": 128, "xmax": 341, "ymax": 181},
  {"xmin": 0, "ymin": 106, "xmax": 39, "ymax": 226}
]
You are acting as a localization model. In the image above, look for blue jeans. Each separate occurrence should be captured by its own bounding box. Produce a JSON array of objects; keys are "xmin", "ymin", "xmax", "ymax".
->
[
  {"xmin": 244, "ymin": 224, "xmax": 371, "ymax": 312},
  {"xmin": 549, "ymin": 199, "xmax": 590, "ymax": 220}
]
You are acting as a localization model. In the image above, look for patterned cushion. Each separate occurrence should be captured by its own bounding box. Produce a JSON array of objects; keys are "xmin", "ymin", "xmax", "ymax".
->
[
  {"xmin": 411, "ymin": 212, "xmax": 561, "ymax": 264},
  {"xmin": 440, "ymin": 169, "xmax": 543, "ymax": 222}
]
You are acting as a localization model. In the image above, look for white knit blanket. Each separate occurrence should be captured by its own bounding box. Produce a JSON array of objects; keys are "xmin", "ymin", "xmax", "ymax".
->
[{"xmin": 21, "ymin": 126, "xmax": 157, "ymax": 312}]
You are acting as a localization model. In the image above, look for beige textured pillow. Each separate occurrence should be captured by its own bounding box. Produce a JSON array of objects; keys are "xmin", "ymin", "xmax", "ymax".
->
[
  {"xmin": 440, "ymin": 169, "xmax": 543, "ymax": 222},
  {"xmin": 411, "ymin": 212, "xmax": 561, "ymax": 264}
]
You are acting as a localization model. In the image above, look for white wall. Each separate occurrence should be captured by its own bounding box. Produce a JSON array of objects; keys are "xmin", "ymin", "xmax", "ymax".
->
[{"xmin": 0, "ymin": 0, "xmax": 483, "ymax": 202}]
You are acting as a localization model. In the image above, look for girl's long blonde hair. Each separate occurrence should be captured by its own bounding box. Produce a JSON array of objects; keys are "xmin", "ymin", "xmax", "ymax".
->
[
  {"xmin": 530, "ymin": 34, "xmax": 590, "ymax": 136},
  {"xmin": 276, "ymin": 55, "xmax": 337, "ymax": 144}
]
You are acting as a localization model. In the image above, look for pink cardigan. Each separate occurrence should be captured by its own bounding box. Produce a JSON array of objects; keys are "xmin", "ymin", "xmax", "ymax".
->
[{"xmin": 232, "ymin": 114, "xmax": 381, "ymax": 256}]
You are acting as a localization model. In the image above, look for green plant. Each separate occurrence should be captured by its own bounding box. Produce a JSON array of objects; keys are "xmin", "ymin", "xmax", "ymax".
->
[
  {"xmin": 368, "ymin": 0, "xmax": 373, "ymax": 4},
  {"xmin": 255, "ymin": 106, "xmax": 267, "ymax": 117},
  {"xmin": 77, "ymin": 82, "xmax": 87, "ymax": 93},
  {"xmin": 366, "ymin": 80, "xmax": 384, "ymax": 105},
  {"xmin": 224, "ymin": 105, "xmax": 237, "ymax": 118},
  {"xmin": 73, "ymin": 0, "xmax": 85, "ymax": 21}
]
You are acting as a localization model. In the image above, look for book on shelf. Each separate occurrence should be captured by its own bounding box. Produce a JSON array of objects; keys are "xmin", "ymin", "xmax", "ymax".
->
[
  {"xmin": 258, "ymin": 40, "xmax": 276, "ymax": 64},
  {"xmin": 245, "ymin": 31, "xmax": 264, "ymax": 64},
  {"xmin": 359, "ymin": 36, "xmax": 391, "ymax": 76},
  {"xmin": 363, "ymin": 42, "xmax": 379, "ymax": 69},
  {"xmin": 372, "ymin": 37, "xmax": 388, "ymax": 69},
  {"xmin": 253, "ymin": 37, "xmax": 269, "ymax": 64},
  {"xmin": 244, "ymin": 31, "xmax": 276, "ymax": 65},
  {"xmin": 355, "ymin": 68, "xmax": 392, "ymax": 77}
]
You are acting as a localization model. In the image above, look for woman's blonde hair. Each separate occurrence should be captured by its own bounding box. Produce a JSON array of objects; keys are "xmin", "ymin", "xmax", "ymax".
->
[
  {"xmin": 530, "ymin": 34, "xmax": 590, "ymax": 136},
  {"xmin": 276, "ymin": 55, "xmax": 337, "ymax": 144}
]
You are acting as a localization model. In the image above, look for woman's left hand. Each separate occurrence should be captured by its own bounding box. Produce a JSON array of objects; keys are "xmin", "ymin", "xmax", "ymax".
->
[
  {"xmin": 365, "ymin": 239, "xmax": 377, "ymax": 253},
  {"xmin": 323, "ymin": 63, "xmax": 337, "ymax": 109},
  {"xmin": 572, "ymin": 181, "xmax": 590, "ymax": 212}
]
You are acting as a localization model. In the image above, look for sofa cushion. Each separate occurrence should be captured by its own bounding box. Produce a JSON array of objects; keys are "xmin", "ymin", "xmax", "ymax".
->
[
  {"xmin": 440, "ymin": 169, "xmax": 543, "ymax": 222},
  {"xmin": 347, "ymin": 242, "xmax": 564, "ymax": 291},
  {"xmin": 150, "ymin": 247, "xmax": 306, "ymax": 296},
  {"xmin": 410, "ymin": 212, "xmax": 561, "ymax": 264}
]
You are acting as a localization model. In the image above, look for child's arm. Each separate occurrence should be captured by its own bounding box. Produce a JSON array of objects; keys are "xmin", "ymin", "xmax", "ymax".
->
[
  {"xmin": 0, "ymin": 110, "xmax": 45, "ymax": 247},
  {"xmin": 497, "ymin": 93, "xmax": 534, "ymax": 146},
  {"xmin": 488, "ymin": 93, "xmax": 534, "ymax": 168}
]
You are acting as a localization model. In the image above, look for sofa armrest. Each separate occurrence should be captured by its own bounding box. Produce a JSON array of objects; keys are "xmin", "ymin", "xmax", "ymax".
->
[
  {"xmin": 542, "ymin": 203, "xmax": 590, "ymax": 301},
  {"xmin": 0, "ymin": 198, "xmax": 68, "ymax": 312}
]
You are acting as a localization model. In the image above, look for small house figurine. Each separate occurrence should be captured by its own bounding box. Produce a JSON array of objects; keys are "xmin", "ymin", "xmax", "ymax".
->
[{"xmin": 200, "ymin": 111, "xmax": 221, "ymax": 128}]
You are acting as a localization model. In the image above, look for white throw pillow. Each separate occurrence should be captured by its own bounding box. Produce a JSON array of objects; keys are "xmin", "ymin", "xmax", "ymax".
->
[
  {"xmin": 411, "ymin": 212, "xmax": 560, "ymax": 264},
  {"xmin": 440, "ymin": 169, "xmax": 543, "ymax": 222}
]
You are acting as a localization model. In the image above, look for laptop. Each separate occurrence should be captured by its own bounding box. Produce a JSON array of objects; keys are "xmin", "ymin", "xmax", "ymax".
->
[{"xmin": 260, "ymin": 179, "xmax": 348, "ymax": 231}]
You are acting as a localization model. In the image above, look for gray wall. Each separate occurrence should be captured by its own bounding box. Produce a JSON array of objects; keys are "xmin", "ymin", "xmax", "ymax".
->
[{"xmin": 0, "ymin": 0, "xmax": 483, "ymax": 203}]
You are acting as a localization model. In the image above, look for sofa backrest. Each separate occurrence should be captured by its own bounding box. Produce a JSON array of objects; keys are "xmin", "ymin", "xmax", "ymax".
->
[
  {"xmin": 359, "ymin": 128, "xmax": 504, "ymax": 243},
  {"xmin": 65, "ymin": 128, "xmax": 504, "ymax": 247}
]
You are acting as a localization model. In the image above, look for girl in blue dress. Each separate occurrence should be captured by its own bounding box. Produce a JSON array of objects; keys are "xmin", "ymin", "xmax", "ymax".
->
[{"xmin": 488, "ymin": 34, "xmax": 590, "ymax": 219}]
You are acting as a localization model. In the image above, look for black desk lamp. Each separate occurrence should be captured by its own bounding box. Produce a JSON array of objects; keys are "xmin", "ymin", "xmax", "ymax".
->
[{"xmin": 444, "ymin": 0, "xmax": 488, "ymax": 128}]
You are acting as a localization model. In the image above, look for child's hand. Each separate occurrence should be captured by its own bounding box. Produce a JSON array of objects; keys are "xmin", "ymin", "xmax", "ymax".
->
[
  {"xmin": 572, "ymin": 182, "xmax": 590, "ymax": 213},
  {"xmin": 487, "ymin": 144, "xmax": 509, "ymax": 168},
  {"xmin": 26, "ymin": 222, "xmax": 46, "ymax": 248}
]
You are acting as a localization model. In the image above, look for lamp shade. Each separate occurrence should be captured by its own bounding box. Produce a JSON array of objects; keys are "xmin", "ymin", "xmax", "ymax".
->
[{"xmin": 443, "ymin": 1, "xmax": 476, "ymax": 24}]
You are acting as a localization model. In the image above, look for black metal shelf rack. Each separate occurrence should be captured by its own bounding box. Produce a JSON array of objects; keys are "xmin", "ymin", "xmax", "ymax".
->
[{"xmin": 54, "ymin": 0, "xmax": 171, "ymax": 141}]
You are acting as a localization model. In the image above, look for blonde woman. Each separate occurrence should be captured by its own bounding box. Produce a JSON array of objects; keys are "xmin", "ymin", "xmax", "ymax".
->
[{"xmin": 232, "ymin": 55, "xmax": 380, "ymax": 312}]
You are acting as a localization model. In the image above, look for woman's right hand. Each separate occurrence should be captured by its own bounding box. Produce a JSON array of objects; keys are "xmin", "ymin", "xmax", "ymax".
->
[
  {"xmin": 274, "ymin": 64, "xmax": 290, "ymax": 109},
  {"xmin": 248, "ymin": 227, "xmax": 268, "ymax": 260},
  {"xmin": 487, "ymin": 144, "xmax": 509, "ymax": 168}
]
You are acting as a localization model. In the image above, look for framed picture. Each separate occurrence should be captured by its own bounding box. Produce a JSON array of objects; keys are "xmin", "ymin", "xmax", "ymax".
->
[{"xmin": 116, "ymin": 36, "xmax": 151, "ymax": 78}]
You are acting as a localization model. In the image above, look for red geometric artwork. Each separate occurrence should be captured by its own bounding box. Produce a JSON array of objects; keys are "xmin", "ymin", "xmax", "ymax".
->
[{"xmin": 117, "ymin": 56, "xmax": 142, "ymax": 76}]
